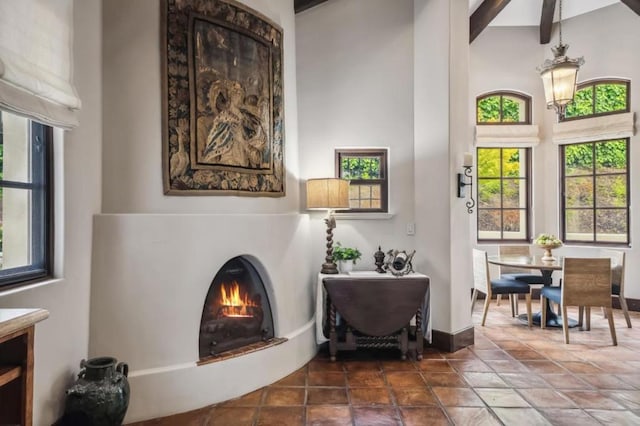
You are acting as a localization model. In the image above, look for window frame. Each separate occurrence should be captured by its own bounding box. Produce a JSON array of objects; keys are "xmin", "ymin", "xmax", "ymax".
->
[
  {"xmin": 560, "ymin": 78, "xmax": 630, "ymax": 122},
  {"xmin": 559, "ymin": 138, "xmax": 630, "ymax": 246},
  {"xmin": 335, "ymin": 149, "xmax": 388, "ymax": 213},
  {"xmin": 0, "ymin": 117, "xmax": 54, "ymax": 290},
  {"xmin": 476, "ymin": 91, "xmax": 532, "ymax": 125},
  {"xmin": 476, "ymin": 147, "xmax": 532, "ymax": 243}
]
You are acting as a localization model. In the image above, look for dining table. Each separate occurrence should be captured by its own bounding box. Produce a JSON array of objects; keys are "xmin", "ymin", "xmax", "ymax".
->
[{"xmin": 487, "ymin": 254, "xmax": 578, "ymax": 328}]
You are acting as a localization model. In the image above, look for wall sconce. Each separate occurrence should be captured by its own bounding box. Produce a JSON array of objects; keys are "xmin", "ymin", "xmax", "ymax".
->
[{"xmin": 457, "ymin": 152, "xmax": 475, "ymax": 214}]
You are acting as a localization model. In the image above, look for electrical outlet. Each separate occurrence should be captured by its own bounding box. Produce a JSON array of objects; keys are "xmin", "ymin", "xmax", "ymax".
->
[{"xmin": 406, "ymin": 222, "xmax": 415, "ymax": 235}]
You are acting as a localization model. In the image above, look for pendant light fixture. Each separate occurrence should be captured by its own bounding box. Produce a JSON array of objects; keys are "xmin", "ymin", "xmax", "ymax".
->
[{"xmin": 538, "ymin": 0, "xmax": 584, "ymax": 119}]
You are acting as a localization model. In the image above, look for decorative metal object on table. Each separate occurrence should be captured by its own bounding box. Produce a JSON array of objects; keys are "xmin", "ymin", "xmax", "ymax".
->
[
  {"xmin": 534, "ymin": 233, "xmax": 563, "ymax": 261},
  {"xmin": 60, "ymin": 357, "xmax": 130, "ymax": 426},
  {"xmin": 374, "ymin": 246, "xmax": 386, "ymax": 273},
  {"xmin": 385, "ymin": 249, "xmax": 416, "ymax": 276}
]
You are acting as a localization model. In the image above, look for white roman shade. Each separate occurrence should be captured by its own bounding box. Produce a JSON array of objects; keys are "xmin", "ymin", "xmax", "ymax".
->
[
  {"xmin": 553, "ymin": 112, "xmax": 636, "ymax": 145},
  {"xmin": 475, "ymin": 125, "xmax": 540, "ymax": 147},
  {"xmin": 0, "ymin": 0, "xmax": 81, "ymax": 129}
]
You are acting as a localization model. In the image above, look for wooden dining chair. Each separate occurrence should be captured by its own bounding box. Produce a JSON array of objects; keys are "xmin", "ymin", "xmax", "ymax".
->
[
  {"xmin": 471, "ymin": 249, "xmax": 532, "ymax": 327},
  {"xmin": 601, "ymin": 249, "xmax": 631, "ymax": 328},
  {"xmin": 540, "ymin": 258, "xmax": 616, "ymax": 345},
  {"xmin": 497, "ymin": 245, "xmax": 546, "ymax": 316}
]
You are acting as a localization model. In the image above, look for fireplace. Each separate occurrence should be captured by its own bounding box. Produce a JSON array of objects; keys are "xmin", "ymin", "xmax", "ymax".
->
[{"xmin": 199, "ymin": 256, "xmax": 278, "ymax": 361}]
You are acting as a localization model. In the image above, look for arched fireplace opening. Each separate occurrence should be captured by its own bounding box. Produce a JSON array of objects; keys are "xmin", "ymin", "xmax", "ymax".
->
[{"xmin": 199, "ymin": 256, "xmax": 283, "ymax": 363}]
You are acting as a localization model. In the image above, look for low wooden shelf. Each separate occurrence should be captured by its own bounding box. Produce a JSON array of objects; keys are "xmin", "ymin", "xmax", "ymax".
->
[{"xmin": 0, "ymin": 308, "xmax": 49, "ymax": 426}]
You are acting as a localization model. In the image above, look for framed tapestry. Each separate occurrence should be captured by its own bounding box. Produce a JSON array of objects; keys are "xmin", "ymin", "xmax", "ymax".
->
[{"xmin": 161, "ymin": 0, "xmax": 285, "ymax": 196}]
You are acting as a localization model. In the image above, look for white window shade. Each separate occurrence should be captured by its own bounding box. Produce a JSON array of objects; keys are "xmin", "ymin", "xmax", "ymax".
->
[
  {"xmin": 553, "ymin": 112, "xmax": 635, "ymax": 145},
  {"xmin": 475, "ymin": 125, "xmax": 540, "ymax": 147},
  {"xmin": 0, "ymin": 0, "xmax": 81, "ymax": 129}
]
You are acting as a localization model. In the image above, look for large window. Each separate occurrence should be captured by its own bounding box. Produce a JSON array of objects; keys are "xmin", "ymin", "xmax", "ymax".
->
[
  {"xmin": 0, "ymin": 111, "xmax": 53, "ymax": 289},
  {"xmin": 335, "ymin": 149, "xmax": 388, "ymax": 213},
  {"xmin": 561, "ymin": 139, "xmax": 629, "ymax": 244},
  {"xmin": 563, "ymin": 79, "xmax": 630, "ymax": 121},
  {"xmin": 476, "ymin": 91, "xmax": 531, "ymax": 124},
  {"xmin": 477, "ymin": 148, "xmax": 531, "ymax": 242}
]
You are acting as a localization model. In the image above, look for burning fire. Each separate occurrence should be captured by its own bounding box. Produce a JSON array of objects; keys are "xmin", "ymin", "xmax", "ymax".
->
[{"xmin": 218, "ymin": 281, "xmax": 258, "ymax": 318}]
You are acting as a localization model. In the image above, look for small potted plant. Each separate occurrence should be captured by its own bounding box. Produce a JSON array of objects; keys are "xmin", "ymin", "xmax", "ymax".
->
[
  {"xmin": 534, "ymin": 233, "xmax": 563, "ymax": 261},
  {"xmin": 332, "ymin": 242, "xmax": 362, "ymax": 274}
]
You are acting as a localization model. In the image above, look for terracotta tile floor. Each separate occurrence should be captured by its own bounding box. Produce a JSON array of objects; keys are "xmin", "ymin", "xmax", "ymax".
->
[{"xmin": 130, "ymin": 302, "xmax": 640, "ymax": 425}]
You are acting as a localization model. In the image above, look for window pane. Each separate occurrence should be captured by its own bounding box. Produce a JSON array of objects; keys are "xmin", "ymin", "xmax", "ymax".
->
[
  {"xmin": 477, "ymin": 96, "xmax": 500, "ymax": 123},
  {"xmin": 502, "ymin": 148, "xmax": 523, "ymax": 177},
  {"xmin": 596, "ymin": 210, "xmax": 627, "ymax": 243},
  {"xmin": 502, "ymin": 96, "xmax": 524, "ymax": 123},
  {"xmin": 565, "ymin": 176, "xmax": 593, "ymax": 208},
  {"xmin": 564, "ymin": 86, "xmax": 593, "ymax": 118},
  {"xmin": 478, "ymin": 210, "xmax": 500, "ymax": 239},
  {"xmin": 477, "ymin": 148, "xmax": 500, "ymax": 178},
  {"xmin": 0, "ymin": 187, "xmax": 32, "ymax": 270},
  {"xmin": 502, "ymin": 179, "xmax": 523, "ymax": 208},
  {"xmin": 564, "ymin": 144, "xmax": 593, "ymax": 176},
  {"xmin": 595, "ymin": 83, "xmax": 627, "ymax": 114},
  {"xmin": 478, "ymin": 178, "xmax": 500, "ymax": 208},
  {"xmin": 595, "ymin": 139, "xmax": 626, "ymax": 174},
  {"xmin": 341, "ymin": 156, "xmax": 381, "ymax": 179},
  {"xmin": 596, "ymin": 175, "xmax": 626, "ymax": 208},
  {"xmin": 503, "ymin": 209, "xmax": 522, "ymax": 233},
  {"xmin": 565, "ymin": 210, "xmax": 594, "ymax": 241},
  {"xmin": 0, "ymin": 112, "xmax": 32, "ymax": 183}
]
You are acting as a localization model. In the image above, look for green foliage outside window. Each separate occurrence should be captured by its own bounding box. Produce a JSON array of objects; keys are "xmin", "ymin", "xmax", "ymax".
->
[
  {"xmin": 477, "ymin": 94, "xmax": 523, "ymax": 123},
  {"xmin": 564, "ymin": 82, "xmax": 628, "ymax": 119},
  {"xmin": 340, "ymin": 157, "xmax": 381, "ymax": 179}
]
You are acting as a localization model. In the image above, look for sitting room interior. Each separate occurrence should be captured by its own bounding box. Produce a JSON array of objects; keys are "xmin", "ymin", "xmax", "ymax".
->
[{"xmin": 0, "ymin": 0, "xmax": 639, "ymax": 424}]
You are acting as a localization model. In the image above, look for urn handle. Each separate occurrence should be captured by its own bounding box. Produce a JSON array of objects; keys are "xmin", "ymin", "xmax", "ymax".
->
[
  {"xmin": 117, "ymin": 362, "xmax": 129, "ymax": 378},
  {"xmin": 77, "ymin": 359, "xmax": 87, "ymax": 379}
]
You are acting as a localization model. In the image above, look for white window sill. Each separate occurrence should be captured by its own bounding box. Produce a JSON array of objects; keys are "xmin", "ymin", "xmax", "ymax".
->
[
  {"xmin": 0, "ymin": 278, "xmax": 64, "ymax": 297},
  {"xmin": 335, "ymin": 213, "xmax": 394, "ymax": 220}
]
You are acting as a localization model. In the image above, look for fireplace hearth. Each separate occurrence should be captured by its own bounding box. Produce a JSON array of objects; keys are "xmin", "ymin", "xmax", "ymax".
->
[{"xmin": 199, "ymin": 256, "xmax": 282, "ymax": 362}]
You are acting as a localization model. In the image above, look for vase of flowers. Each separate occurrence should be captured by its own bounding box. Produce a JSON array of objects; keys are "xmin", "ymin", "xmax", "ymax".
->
[
  {"xmin": 332, "ymin": 242, "xmax": 362, "ymax": 274},
  {"xmin": 534, "ymin": 234, "xmax": 563, "ymax": 261}
]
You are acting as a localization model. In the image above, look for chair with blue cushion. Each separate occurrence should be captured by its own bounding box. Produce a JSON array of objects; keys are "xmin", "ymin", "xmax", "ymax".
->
[
  {"xmin": 540, "ymin": 257, "xmax": 616, "ymax": 345},
  {"xmin": 471, "ymin": 249, "xmax": 532, "ymax": 327},
  {"xmin": 601, "ymin": 249, "xmax": 631, "ymax": 328},
  {"xmin": 497, "ymin": 245, "xmax": 546, "ymax": 316}
]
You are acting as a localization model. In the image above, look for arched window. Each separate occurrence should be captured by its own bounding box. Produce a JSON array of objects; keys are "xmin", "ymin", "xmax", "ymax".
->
[
  {"xmin": 476, "ymin": 91, "xmax": 531, "ymax": 124},
  {"xmin": 562, "ymin": 79, "xmax": 630, "ymax": 121}
]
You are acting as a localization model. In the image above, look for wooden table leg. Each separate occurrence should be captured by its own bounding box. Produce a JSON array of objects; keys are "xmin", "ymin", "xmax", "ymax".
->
[
  {"xmin": 415, "ymin": 308, "xmax": 423, "ymax": 360},
  {"xmin": 329, "ymin": 302, "xmax": 337, "ymax": 362}
]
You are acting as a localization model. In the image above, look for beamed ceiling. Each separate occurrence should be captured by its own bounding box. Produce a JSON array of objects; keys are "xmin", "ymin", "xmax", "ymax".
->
[{"xmin": 294, "ymin": 0, "xmax": 640, "ymax": 44}]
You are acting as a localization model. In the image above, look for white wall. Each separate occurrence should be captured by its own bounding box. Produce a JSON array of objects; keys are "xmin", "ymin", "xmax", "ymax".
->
[
  {"xmin": 0, "ymin": 1, "xmax": 102, "ymax": 425},
  {"xmin": 97, "ymin": 0, "xmax": 316, "ymax": 422},
  {"xmin": 296, "ymin": 0, "xmax": 417, "ymax": 270},
  {"xmin": 470, "ymin": 4, "xmax": 640, "ymax": 296}
]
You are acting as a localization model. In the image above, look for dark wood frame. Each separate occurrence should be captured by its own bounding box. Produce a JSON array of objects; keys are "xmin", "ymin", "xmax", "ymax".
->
[
  {"xmin": 560, "ymin": 139, "xmax": 631, "ymax": 246},
  {"xmin": 476, "ymin": 91, "xmax": 532, "ymax": 125},
  {"xmin": 161, "ymin": 0, "xmax": 285, "ymax": 196},
  {"xmin": 0, "ymin": 119, "xmax": 54, "ymax": 290},
  {"xmin": 476, "ymin": 147, "xmax": 532, "ymax": 243},
  {"xmin": 561, "ymin": 79, "xmax": 631, "ymax": 122},
  {"xmin": 335, "ymin": 149, "xmax": 388, "ymax": 213}
]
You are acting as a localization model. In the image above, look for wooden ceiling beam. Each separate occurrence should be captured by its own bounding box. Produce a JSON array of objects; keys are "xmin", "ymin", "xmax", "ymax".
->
[
  {"xmin": 470, "ymin": 0, "xmax": 512, "ymax": 43},
  {"xmin": 294, "ymin": 0, "xmax": 329, "ymax": 14},
  {"xmin": 539, "ymin": 0, "xmax": 556, "ymax": 44},
  {"xmin": 620, "ymin": 0, "xmax": 640, "ymax": 16}
]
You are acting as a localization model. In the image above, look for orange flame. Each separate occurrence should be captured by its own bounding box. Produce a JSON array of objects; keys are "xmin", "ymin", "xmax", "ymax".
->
[{"xmin": 218, "ymin": 281, "xmax": 257, "ymax": 318}]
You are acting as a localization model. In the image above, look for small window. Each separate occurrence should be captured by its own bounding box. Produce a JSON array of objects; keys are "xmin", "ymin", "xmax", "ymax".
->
[
  {"xmin": 563, "ymin": 79, "xmax": 630, "ymax": 121},
  {"xmin": 477, "ymin": 147, "xmax": 531, "ymax": 242},
  {"xmin": 476, "ymin": 91, "xmax": 531, "ymax": 124},
  {"xmin": 335, "ymin": 149, "xmax": 388, "ymax": 213},
  {"xmin": 0, "ymin": 110, "xmax": 53, "ymax": 289},
  {"xmin": 561, "ymin": 139, "xmax": 629, "ymax": 245}
]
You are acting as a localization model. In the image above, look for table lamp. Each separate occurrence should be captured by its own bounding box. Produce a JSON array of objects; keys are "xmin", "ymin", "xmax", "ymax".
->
[{"xmin": 306, "ymin": 178, "xmax": 350, "ymax": 274}]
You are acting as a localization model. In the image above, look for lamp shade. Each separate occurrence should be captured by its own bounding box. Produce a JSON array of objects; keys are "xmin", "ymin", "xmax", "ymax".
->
[
  {"xmin": 306, "ymin": 178, "xmax": 350, "ymax": 210},
  {"xmin": 540, "ymin": 61, "xmax": 580, "ymax": 111}
]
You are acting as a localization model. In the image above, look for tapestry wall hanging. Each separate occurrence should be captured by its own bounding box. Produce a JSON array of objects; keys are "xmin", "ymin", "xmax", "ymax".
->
[{"xmin": 162, "ymin": 0, "xmax": 285, "ymax": 196}]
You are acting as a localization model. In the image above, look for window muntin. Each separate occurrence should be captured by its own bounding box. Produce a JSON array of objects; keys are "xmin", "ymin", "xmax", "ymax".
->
[
  {"xmin": 0, "ymin": 110, "xmax": 53, "ymax": 289},
  {"xmin": 476, "ymin": 92, "xmax": 531, "ymax": 124},
  {"xmin": 563, "ymin": 79, "xmax": 630, "ymax": 121},
  {"xmin": 561, "ymin": 139, "xmax": 629, "ymax": 244},
  {"xmin": 477, "ymin": 147, "xmax": 531, "ymax": 242},
  {"xmin": 335, "ymin": 149, "xmax": 388, "ymax": 213}
]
